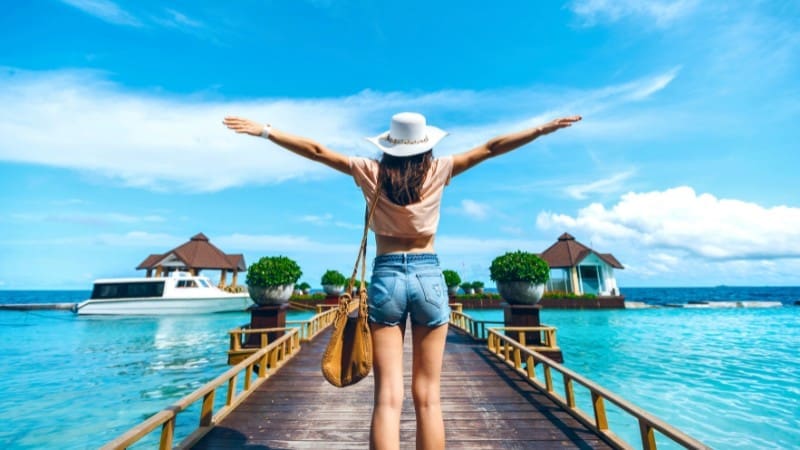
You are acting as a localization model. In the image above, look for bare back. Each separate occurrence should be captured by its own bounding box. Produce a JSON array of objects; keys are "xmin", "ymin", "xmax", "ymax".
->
[{"xmin": 376, "ymin": 234, "xmax": 436, "ymax": 255}]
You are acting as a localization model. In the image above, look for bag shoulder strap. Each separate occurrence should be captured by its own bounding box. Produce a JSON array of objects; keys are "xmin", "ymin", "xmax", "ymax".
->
[{"xmin": 346, "ymin": 184, "xmax": 381, "ymax": 299}]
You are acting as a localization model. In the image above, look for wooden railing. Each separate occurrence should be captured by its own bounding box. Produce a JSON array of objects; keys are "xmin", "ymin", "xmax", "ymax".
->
[
  {"xmin": 449, "ymin": 309, "xmax": 505, "ymax": 340},
  {"xmin": 228, "ymin": 306, "xmax": 339, "ymax": 364},
  {"xmin": 102, "ymin": 329, "xmax": 301, "ymax": 450},
  {"xmin": 487, "ymin": 329, "xmax": 710, "ymax": 450},
  {"xmin": 287, "ymin": 306, "xmax": 338, "ymax": 342}
]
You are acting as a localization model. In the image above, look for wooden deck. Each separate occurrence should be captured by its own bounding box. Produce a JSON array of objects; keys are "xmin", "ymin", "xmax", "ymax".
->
[{"xmin": 192, "ymin": 326, "xmax": 613, "ymax": 449}]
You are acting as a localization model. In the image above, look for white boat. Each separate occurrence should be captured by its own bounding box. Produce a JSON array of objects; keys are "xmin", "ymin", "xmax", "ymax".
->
[{"xmin": 76, "ymin": 272, "xmax": 253, "ymax": 315}]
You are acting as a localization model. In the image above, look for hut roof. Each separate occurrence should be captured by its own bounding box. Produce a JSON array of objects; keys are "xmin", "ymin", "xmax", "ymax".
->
[
  {"xmin": 136, "ymin": 233, "xmax": 246, "ymax": 271},
  {"xmin": 540, "ymin": 233, "xmax": 624, "ymax": 269}
]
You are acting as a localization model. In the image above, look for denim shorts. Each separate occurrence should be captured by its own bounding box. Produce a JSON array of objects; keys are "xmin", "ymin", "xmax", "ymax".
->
[{"xmin": 368, "ymin": 253, "xmax": 451, "ymax": 327}]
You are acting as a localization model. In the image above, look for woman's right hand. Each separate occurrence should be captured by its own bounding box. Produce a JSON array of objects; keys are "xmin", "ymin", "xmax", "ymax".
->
[
  {"xmin": 540, "ymin": 115, "xmax": 582, "ymax": 135},
  {"xmin": 222, "ymin": 116, "xmax": 265, "ymax": 137}
]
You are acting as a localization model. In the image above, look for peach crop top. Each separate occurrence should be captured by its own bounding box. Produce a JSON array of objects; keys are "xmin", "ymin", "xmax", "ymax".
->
[{"xmin": 349, "ymin": 156, "xmax": 454, "ymax": 238}]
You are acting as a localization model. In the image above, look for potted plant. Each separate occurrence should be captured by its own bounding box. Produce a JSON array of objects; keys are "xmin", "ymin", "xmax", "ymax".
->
[
  {"xmin": 321, "ymin": 269, "xmax": 347, "ymax": 295},
  {"xmin": 246, "ymin": 256, "xmax": 303, "ymax": 306},
  {"xmin": 297, "ymin": 281, "xmax": 311, "ymax": 295},
  {"xmin": 442, "ymin": 270, "xmax": 461, "ymax": 297},
  {"xmin": 490, "ymin": 251, "xmax": 550, "ymax": 304},
  {"xmin": 471, "ymin": 281, "xmax": 485, "ymax": 294},
  {"xmin": 460, "ymin": 282, "xmax": 474, "ymax": 295}
]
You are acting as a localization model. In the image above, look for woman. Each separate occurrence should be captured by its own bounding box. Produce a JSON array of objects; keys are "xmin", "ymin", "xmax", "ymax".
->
[{"xmin": 223, "ymin": 112, "xmax": 580, "ymax": 450}]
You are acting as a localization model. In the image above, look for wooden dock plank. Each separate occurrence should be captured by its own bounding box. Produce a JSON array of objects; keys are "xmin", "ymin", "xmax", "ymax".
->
[{"xmin": 192, "ymin": 326, "xmax": 612, "ymax": 449}]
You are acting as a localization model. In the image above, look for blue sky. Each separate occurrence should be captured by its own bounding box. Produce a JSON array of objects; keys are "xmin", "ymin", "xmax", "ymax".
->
[{"xmin": 1, "ymin": 0, "xmax": 798, "ymax": 289}]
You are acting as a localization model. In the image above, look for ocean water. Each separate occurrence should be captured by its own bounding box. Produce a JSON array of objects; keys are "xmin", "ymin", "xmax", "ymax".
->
[{"xmin": 1, "ymin": 288, "xmax": 799, "ymax": 449}]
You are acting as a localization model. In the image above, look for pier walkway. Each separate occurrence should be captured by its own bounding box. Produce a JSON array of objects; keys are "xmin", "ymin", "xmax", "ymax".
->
[{"xmin": 192, "ymin": 326, "xmax": 613, "ymax": 449}]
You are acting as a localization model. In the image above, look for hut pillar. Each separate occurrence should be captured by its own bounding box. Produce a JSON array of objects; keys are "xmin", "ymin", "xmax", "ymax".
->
[
  {"xmin": 146, "ymin": 269, "xmax": 153, "ymax": 278},
  {"xmin": 155, "ymin": 266, "xmax": 163, "ymax": 277},
  {"xmin": 570, "ymin": 267, "xmax": 581, "ymax": 295},
  {"xmin": 219, "ymin": 270, "xmax": 228, "ymax": 288},
  {"xmin": 231, "ymin": 271, "xmax": 239, "ymax": 287}
]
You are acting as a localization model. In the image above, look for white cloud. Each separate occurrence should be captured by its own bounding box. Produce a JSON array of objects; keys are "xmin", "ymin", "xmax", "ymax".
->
[
  {"xmin": 60, "ymin": 0, "xmax": 142, "ymax": 26},
  {"xmin": 215, "ymin": 233, "xmax": 353, "ymax": 254},
  {"xmin": 570, "ymin": 0, "xmax": 698, "ymax": 27},
  {"xmin": 436, "ymin": 236, "xmax": 550, "ymax": 257},
  {"xmin": 299, "ymin": 214, "xmax": 360, "ymax": 230},
  {"xmin": 11, "ymin": 212, "xmax": 165, "ymax": 225},
  {"xmin": 537, "ymin": 186, "xmax": 800, "ymax": 260},
  {"xmin": 0, "ymin": 67, "xmax": 681, "ymax": 193},
  {"xmin": 564, "ymin": 170, "xmax": 636, "ymax": 199},
  {"xmin": 0, "ymin": 231, "xmax": 180, "ymax": 247},
  {"xmin": 459, "ymin": 200, "xmax": 490, "ymax": 220}
]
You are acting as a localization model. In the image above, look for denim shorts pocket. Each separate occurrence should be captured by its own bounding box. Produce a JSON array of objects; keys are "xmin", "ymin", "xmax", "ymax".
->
[
  {"xmin": 416, "ymin": 271, "xmax": 447, "ymax": 309},
  {"xmin": 368, "ymin": 271, "xmax": 397, "ymax": 308}
]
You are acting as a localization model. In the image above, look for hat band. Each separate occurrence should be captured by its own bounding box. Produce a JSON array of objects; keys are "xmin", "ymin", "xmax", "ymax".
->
[{"xmin": 386, "ymin": 134, "xmax": 429, "ymax": 145}]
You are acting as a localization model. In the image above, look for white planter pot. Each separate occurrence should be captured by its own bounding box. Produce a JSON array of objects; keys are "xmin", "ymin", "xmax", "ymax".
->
[
  {"xmin": 496, "ymin": 281, "xmax": 545, "ymax": 305},
  {"xmin": 447, "ymin": 285, "xmax": 460, "ymax": 296},
  {"xmin": 248, "ymin": 284, "xmax": 294, "ymax": 306},
  {"xmin": 322, "ymin": 284, "xmax": 345, "ymax": 296}
]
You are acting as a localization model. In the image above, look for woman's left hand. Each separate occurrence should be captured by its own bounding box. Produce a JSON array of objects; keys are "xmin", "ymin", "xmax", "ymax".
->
[{"xmin": 222, "ymin": 116, "xmax": 264, "ymax": 136}]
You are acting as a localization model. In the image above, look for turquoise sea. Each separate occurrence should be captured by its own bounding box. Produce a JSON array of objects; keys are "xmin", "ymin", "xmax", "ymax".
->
[{"xmin": 1, "ymin": 288, "xmax": 799, "ymax": 449}]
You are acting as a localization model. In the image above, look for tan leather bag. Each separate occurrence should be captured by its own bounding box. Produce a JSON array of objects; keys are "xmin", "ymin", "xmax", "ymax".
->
[{"xmin": 321, "ymin": 190, "xmax": 380, "ymax": 387}]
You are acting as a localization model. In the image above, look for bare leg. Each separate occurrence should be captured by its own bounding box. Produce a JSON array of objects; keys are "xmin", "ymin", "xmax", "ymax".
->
[
  {"xmin": 411, "ymin": 323, "xmax": 448, "ymax": 450},
  {"xmin": 370, "ymin": 323, "xmax": 405, "ymax": 450}
]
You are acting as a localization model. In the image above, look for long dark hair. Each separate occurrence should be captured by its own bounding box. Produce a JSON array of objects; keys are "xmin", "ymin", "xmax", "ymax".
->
[{"xmin": 378, "ymin": 150, "xmax": 433, "ymax": 206}]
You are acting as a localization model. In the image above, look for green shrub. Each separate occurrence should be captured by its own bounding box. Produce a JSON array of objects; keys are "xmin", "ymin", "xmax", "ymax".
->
[
  {"xmin": 471, "ymin": 281, "xmax": 484, "ymax": 289},
  {"xmin": 443, "ymin": 269, "xmax": 461, "ymax": 287},
  {"xmin": 321, "ymin": 269, "xmax": 347, "ymax": 286},
  {"xmin": 246, "ymin": 256, "xmax": 302, "ymax": 287},
  {"xmin": 489, "ymin": 251, "xmax": 550, "ymax": 284},
  {"xmin": 297, "ymin": 281, "xmax": 311, "ymax": 291}
]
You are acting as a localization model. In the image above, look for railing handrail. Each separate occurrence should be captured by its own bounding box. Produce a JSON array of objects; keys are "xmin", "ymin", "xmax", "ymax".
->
[
  {"xmin": 487, "ymin": 329, "xmax": 710, "ymax": 450},
  {"xmin": 102, "ymin": 329, "xmax": 301, "ymax": 450}
]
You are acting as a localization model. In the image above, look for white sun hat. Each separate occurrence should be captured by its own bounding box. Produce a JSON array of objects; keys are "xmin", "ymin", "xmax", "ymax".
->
[{"xmin": 365, "ymin": 112, "xmax": 448, "ymax": 157}]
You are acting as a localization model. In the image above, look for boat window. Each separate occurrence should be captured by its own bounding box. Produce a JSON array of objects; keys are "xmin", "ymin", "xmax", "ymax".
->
[
  {"xmin": 198, "ymin": 279, "xmax": 210, "ymax": 287},
  {"xmin": 91, "ymin": 281, "xmax": 165, "ymax": 299}
]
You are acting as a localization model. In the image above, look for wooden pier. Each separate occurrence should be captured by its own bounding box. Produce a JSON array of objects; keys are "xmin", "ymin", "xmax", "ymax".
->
[
  {"xmin": 104, "ymin": 307, "xmax": 709, "ymax": 450},
  {"xmin": 192, "ymin": 326, "xmax": 612, "ymax": 449}
]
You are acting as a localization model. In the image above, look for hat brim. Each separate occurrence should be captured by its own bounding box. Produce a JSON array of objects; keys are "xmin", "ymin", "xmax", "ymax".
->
[{"xmin": 365, "ymin": 126, "xmax": 448, "ymax": 157}]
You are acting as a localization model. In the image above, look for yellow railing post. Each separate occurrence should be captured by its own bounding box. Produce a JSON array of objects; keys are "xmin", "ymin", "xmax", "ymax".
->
[
  {"xmin": 640, "ymin": 419, "xmax": 657, "ymax": 450},
  {"xmin": 526, "ymin": 354, "xmax": 535, "ymax": 379},
  {"xmin": 159, "ymin": 418, "xmax": 174, "ymax": 450},
  {"xmin": 592, "ymin": 392, "xmax": 609, "ymax": 431},
  {"xmin": 564, "ymin": 376, "xmax": 576, "ymax": 408},
  {"xmin": 200, "ymin": 391, "xmax": 215, "ymax": 426},
  {"xmin": 226, "ymin": 375, "xmax": 236, "ymax": 406},
  {"xmin": 544, "ymin": 366, "xmax": 554, "ymax": 393}
]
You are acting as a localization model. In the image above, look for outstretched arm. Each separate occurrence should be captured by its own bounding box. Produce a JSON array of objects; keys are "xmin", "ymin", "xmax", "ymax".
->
[
  {"xmin": 222, "ymin": 116, "xmax": 351, "ymax": 175},
  {"xmin": 451, "ymin": 115, "xmax": 581, "ymax": 177}
]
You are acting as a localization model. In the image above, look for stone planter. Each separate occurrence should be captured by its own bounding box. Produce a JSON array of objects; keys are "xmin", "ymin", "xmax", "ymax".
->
[
  {"xmin": 496, "ymin": 281, "xmax": 545, "ymax": 305},
  {"xmin": 475, "ymin": 287, "xmax": 484, "ymax": 294},
  {"xmin": 322, "ymin": 284, "xmax": 345, "ymax": 296},
  {"xmin": 248, "ymin": 284, "xmax": 294, "ymax": 306},
  {"xmin": 447, "ymin": 285, "xmax": 460, "ymax": 296}
]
